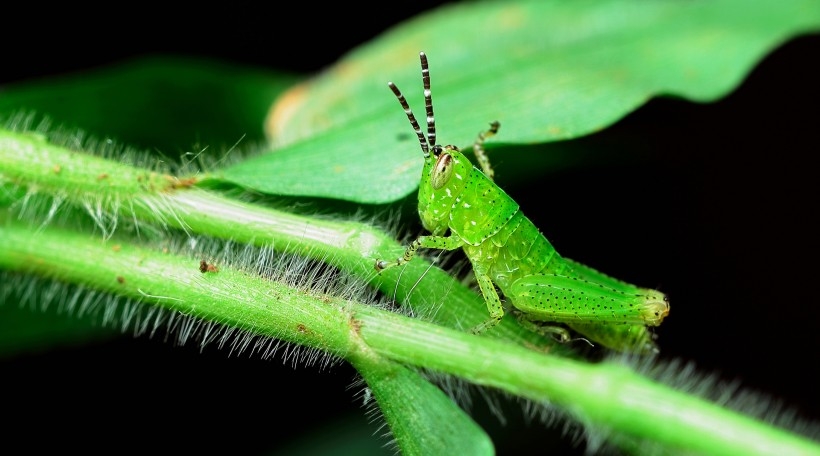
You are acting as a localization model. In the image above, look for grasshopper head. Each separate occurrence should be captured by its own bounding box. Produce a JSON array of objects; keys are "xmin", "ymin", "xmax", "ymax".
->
[
  {"xmin": 388, "ymin": 52, "xmax": 473, "ymax": 235},
  {"xmin": 418, "ymin": 144, "xmax": 472, "ymax": 235}
]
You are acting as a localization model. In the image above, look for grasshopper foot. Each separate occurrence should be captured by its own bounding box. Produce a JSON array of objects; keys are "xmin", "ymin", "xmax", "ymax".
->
[
  {"xmin": 374, "ymin": 258, "xmax": 401, "ymax": 272},
  {"xmin": 470, "ymin": 316, "xmax": 503, "ymax": 335}
]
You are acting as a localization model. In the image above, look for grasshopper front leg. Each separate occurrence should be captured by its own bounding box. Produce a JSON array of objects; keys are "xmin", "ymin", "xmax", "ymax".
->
[{"xmin": 374, "ymin": 233, "xmax": 466, "ymax": 271}]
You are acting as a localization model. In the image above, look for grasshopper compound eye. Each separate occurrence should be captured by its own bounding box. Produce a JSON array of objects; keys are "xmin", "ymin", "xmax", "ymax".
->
[{"xmin": 431, "ymin": 152, "xmax": 454, "ymax": 190}]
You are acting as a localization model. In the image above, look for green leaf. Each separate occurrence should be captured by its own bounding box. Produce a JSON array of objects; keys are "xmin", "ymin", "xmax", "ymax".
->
[
  {"xmin": 353, "ymin": 357, "xmax": 493, "ymax": 455},
  {"xmin": 219, "ymin": 0, "xmax": 820, "ymax": 204},
  {"xmin": 0, "ymin": 57, "xmax": 297, "ymax": 152}
]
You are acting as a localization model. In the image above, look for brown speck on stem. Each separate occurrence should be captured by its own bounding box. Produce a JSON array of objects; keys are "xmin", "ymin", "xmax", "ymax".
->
[
  {"xmin": 116, "ymin": 276, "xmax": 125, "ymax": 284},
  {"xmin": 97, "ymin": 173, "xmax": 109, "ymax": 180},
  {"xmin": 200, "ymin": 260, "xmax": 219, "ymax": 273},
  {"xmin": 111, "ymin": 244, "xmax": 122, "ymax": 252},
  {"xmin": 164, "ymin": 175, "xmax": 198, "ymax": 190},
  {"xmin": 349, "ymin": 317, "xmax": 363, "ymax": 335}
]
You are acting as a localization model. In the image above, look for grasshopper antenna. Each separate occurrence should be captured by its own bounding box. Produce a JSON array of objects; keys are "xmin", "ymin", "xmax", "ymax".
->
[
  {"xmin": 388, "ymin": 82, "xmax": 429, "ymax": 157},
  {"xmin": 419, "ymin": 51, "xmax": 437, "ymax": 149},
  {"xmin": 388, "ymin": 51, "xmax": 437, "ymax": 158}
]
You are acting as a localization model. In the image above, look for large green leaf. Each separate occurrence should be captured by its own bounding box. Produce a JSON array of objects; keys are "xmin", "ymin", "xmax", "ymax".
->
[{"xmin": 219, "ymin": 0, "xmax": 820, "ymax": 203}]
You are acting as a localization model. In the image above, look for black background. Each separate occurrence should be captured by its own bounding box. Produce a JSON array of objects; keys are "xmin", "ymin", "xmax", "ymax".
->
[{"xmin": 3, "ymin": 3, "xmax": 818, "ymax": 454}]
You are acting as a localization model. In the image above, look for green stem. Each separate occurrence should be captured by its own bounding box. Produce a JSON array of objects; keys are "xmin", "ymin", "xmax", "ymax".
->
[
  {"xmin": 357, "ymin": 308, "xmax": 819, "ymax": 455},
  {"xmin": 0, "ymin": 216, "xmax": 816, "ymax": 455},
  {"xmin": 0, "ymin": 215, "xmax": 490, "ymax": 455},
  {"xmin": 0, "ymin": 127, "xmax": 557, "ymax": 352}
]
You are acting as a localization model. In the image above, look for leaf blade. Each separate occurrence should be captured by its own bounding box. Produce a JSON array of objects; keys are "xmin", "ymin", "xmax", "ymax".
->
[{"xmin": 221, "ymin": 0, "xmax": 820, "ymax": 203}]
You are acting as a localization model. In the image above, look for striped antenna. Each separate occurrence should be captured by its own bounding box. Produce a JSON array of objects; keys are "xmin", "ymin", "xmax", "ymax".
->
[
  {"xmin": 388, "ymin": 81, "xmax": 428, "ymax": 156},
  {"xmin": 419, "ymin": 52, "xmax": 436, "ymax": 149},
  {"xmin": 388, "ymin": 51, "xmax": 438, "ymax": 157}
]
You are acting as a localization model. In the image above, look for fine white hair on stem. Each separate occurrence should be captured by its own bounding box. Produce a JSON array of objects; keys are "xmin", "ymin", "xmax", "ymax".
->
[
  {"xmin": 612, "ymin": 352, "xmax": 820, "ymax": 442},
  {"xmin": 0, "ymin": 229, "xmax": 389, "ymax": 372},
  {"xmin": 1, "ymin": 112, "xmax": 267, "ymax": 240}
]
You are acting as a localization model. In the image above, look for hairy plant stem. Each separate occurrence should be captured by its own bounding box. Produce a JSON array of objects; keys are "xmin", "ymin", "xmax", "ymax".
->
[
  {"xmin": 1, "ymin": 217, "xmax": 817, "ymax": 455},
  {"xmin": 0, "ymin": 128, "xmax": 555, "ymax": 351},
  {"xmin": 2, "ymin": 128, "xmax": 819, "ymax": 454}
]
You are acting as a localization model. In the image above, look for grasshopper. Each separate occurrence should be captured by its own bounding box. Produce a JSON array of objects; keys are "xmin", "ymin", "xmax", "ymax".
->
[{"xmin": 375, "ymin": 52, "xmax": 669, "ymax": 353}]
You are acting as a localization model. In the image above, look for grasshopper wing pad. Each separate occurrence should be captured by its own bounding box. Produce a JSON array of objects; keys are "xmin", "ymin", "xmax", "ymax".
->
[{"xmin": 450, "ymin": 169, "xmax": 519, "ymax": 245}]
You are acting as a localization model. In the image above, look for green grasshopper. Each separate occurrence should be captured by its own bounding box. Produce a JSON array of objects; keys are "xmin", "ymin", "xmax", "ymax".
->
[{"xmin": 376, "ymin": 52, "xmax": 669, "ymax": 353}]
